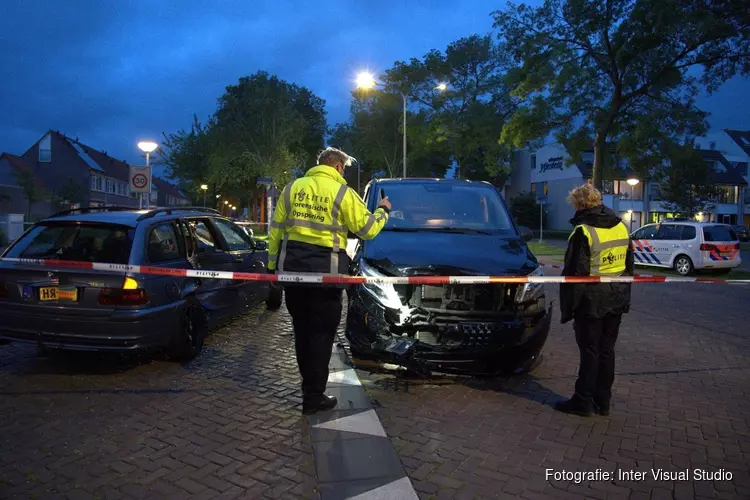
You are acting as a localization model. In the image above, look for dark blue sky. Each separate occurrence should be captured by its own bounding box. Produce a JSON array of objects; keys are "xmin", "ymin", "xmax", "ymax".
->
[{"xmin": 1, "ymin": 0, "xmax": 748, "ymax": 178}]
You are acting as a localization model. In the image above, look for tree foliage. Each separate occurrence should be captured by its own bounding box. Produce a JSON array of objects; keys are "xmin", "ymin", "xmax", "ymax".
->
[
  {"xmin": 654, "ymin": 144, "xmax": 719, "ymax": 217},
  {"xmin": 509, "ymin": 191, "xmax": 548, "ymax": 229},
  {"xmin": 162, "ymin": 71, "xmax": 327, "ymax": 210},
  {"xmin": 56, "ymin": 177, "xmax": 87, "ymax": 206},
  {"xmin": 331, "ymin": 34, "xmax": 519, "ymax": 186},
  {"xmin": 493, "ymin": 0, "xmax": 750, "ymax": 188},
  {"xmin": 11, "ymin": 167, "xmax": 46, "ymax": 217}
]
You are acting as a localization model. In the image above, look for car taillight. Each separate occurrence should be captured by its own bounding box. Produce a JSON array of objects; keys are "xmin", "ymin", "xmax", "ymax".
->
[
  {"xmin": 98, "ymin": 288, "xmax": 149, "ymax": 306},
  {"xmin": 733, "ymin": 243, "xmax": 740, "ymax": 250},
  {"xmin": 700, "ymin": 244, "xmax": 713, "ymax": 251}
]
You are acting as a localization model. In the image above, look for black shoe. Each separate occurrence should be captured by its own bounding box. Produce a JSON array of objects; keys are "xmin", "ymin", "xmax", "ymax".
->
[
  {"xmin": 554, "ymin": 398, "xmax": 594, "ymax": 417},
  {"xmin": 302, "ymin": 395, "xmax": 338, "ymax": 415}
]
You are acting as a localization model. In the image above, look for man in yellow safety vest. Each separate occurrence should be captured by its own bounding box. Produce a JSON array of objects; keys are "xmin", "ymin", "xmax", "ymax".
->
[
  {"xmin": 268, "ymin": 147, "xmax": 392, "ymax": 414},
  {"xmin": 556, "ymin": 183, "xmax": 634, "ymax": 418}
]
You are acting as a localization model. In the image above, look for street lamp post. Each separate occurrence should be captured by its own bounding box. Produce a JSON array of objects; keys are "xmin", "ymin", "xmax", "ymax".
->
[
  {"xmin": 200, "ymin": 184, "xmax": 208, "ymax": 207},
  {"xmin": 137, "ymin": 141, "xmax": 158, "ymax": 209}
]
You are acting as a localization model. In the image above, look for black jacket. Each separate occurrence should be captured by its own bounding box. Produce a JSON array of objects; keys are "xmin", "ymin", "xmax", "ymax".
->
[{"xmin": 559, "ymin": 205, "xmax": 634, "ymax": 323}]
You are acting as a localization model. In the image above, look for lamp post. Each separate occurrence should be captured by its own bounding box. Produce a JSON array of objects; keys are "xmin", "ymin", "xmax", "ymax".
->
[
  {"xmin": 200, "ymin": 184, "xmax": 208, "ymax": 207},
  {"xmin": 137, "ymin": 141, "xmax": 158, "ymax": 209},
  {"xmin": 355, "ymin": 71, "xmax": 447, "ymax": 178}
]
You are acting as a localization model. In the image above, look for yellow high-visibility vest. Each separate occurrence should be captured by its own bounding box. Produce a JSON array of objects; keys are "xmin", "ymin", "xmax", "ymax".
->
[
  {"xmin": 569, "ymin": 222, "xmax": 630, "ymax": 275},
  {"xmin": 268, "ymin": 165, "xmax": 389, "ymax": 273}
]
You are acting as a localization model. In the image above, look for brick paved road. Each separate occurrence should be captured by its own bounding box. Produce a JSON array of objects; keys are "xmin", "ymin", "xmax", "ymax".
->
[
  {"xmin": 2, "ymin": 280, "xmax": 750, "ymax": 499},
  {"xmin": 0, "ymin": 306, "xmax": 318, "ymax": 499},
  {"xmin": 355, "ymin": 280, "xmax": 750, "ymax": 500}
]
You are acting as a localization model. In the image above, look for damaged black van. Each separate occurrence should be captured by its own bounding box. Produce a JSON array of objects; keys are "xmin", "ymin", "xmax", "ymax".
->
[{"xmin": 345, "ymin": 178, "xmax": 552, "ymax": 376}]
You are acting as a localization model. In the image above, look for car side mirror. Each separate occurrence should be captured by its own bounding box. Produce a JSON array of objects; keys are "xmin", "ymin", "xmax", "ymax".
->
[
  {"xmin": 254, "ymin": 239, "xmax": 268, "ymax": 251},
  {"xmin": 519, "ymin": 226, "xmax": 533, "ymax": 242}
]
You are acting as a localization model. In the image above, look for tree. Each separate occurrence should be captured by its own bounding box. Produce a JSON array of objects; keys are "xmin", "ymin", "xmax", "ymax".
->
[
  {"xmin": 509, "ymin": 191, "xmax": 548, "ymax": 229},
  {"xmin": 11, "ymin": 166, "xmax": 45, "ymax": 218},
  {"xmin": 56, "ymin": 177, "xmax": 87, "ymax": 207},
  {"xmin": 383, "ymin": 34, "xmax": 520, "ymax": 184},
  {"xmin": 493, "ymin": 0, "xmax": 750, "ymax": 189},
  {"xmin": 161, "ymin": 114, "xmax": 216, "ymax": 203},
  {"xmin": 654, "ymin": 144, "xmax": 718, "ymax": 218},
  {"xmin": 208, "ymin": 72, "xmax": 326, "ymax": 210}
]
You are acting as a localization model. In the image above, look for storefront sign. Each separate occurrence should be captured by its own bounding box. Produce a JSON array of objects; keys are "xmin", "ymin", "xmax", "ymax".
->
[{"xmin": 540, "ymin": 156, "xmax": 564, "ymax": 173}]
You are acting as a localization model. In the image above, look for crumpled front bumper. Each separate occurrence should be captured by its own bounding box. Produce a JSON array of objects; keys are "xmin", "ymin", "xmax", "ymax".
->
[{"xmin": 345, "ymin": 286, "xmax": 552, "ymax": 375}]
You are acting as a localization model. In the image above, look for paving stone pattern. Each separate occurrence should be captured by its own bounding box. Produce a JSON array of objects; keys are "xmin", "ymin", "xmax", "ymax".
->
[
  {"xmin": 0, "ymin": 306, "xmax": 319, "ymax": 499},
  {"xmin": 355, "ymin": 280, "xmax": 750, "ymax": 500}
]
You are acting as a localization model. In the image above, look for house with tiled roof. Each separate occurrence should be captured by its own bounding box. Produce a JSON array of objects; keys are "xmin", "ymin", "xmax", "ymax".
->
[{"xmin": 0, "ymin": 130, "xmax": 190, "ymax": 218}]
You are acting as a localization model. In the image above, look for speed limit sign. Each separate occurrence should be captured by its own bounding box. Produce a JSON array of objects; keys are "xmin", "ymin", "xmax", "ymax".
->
[{"xmin": 129, "ymin": 166, "xmax": 151, "ymax": 193}]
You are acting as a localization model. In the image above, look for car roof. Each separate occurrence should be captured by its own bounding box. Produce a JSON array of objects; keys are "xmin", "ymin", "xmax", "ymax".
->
[
  {"xmin": 37, "ymin": 207, "xmax": 222, "ymax": 228},
  {"xmin": 646, "ymin": 221, "xmax": 731, "ymax": 226}
]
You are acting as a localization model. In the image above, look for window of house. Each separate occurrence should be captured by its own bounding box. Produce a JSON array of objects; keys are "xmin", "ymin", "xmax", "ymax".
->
[
  {"xmin": 530, "ymin": 154, "xmax": 536, "ymax": 170},
  {"xmin": 90, "ymin": 175, "xmax": 97, "ymax": 191},
  {"xmin": 715, "ymin": 186, "xmax": 738, "ymax": 204},
  {"xmin": 147, "ymin": 223, "xmax": 183, "ymax": 263},
  {"xmin": 106, "ymin": 179, "xmax": 115, "ymax": 194},
  {"xmin": 38, "ymin": 134, "xmax": 52, "ymax": 163},
  {"xmin": 530, "ymin": 182, "xmax": 548, "ymax": 198}
]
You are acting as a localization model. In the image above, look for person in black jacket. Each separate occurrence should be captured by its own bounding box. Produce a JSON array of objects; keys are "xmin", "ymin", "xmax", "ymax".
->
[{"xmin": 555, "ymin": 183, "xmax": 634, "ymax": 417}]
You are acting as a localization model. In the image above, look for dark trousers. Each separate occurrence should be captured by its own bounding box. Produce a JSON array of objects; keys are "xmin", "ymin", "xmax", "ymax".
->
[
  {"xmin": 284, "ymin": 286, "xmax": 343, "ymax": 400},
  {"xmin": 573, "ymin": 312, "xmax": 622, "ymax": 410}
]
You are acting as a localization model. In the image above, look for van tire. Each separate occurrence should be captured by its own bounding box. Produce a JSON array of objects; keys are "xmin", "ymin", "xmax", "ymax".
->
[
  {"xmin": 674, "ymin": 255, "xmax": 694, "ymax": 276},
  {"xmin": 166, "ymin": 296, "xmax": 207, "ymax": 362}
]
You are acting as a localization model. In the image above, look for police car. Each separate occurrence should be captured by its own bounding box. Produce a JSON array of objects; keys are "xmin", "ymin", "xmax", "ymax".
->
[{"xmin": 630, "ymin": 220, "xmax": 742, "ymax": 275}]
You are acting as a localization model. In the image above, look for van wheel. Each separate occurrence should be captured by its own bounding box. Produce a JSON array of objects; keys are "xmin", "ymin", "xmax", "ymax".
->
[
  {"xmin": 674, "ymin": 255, "xmax": 694, "ymax": 276},
  {"xmin": 166, "ymin": 297, "xmax": 207, "ymax": 362}
]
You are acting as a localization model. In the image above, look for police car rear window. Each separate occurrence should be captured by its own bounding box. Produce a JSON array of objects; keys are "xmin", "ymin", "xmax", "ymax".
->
[
  {"xmin": 5, "ymin": 223, "xmax": 135, "ymax": 264},
  {"xmin": 703, "ymin": 225, "xmax": 737, "ymax": 242}
]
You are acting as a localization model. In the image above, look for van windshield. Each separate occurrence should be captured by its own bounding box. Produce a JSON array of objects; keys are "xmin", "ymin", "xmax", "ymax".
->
[
  {"xmin": 5, "ymin": 223, "xmax": 135, "ymax": 264},
  {"xmin": 377, "ymin": 183, "xmax": 513, "ymax": 234}
]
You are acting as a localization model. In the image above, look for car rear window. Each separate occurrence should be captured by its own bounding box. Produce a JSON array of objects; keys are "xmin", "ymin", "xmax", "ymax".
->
[
  {"xmin": 703, "ymin": 225, "xmax": 737, "ymax": 242},
  {"xmin": 5, "ymin": 223, "xmax": 135, "ymax": 264},
  {"xmin": 375, "ymin": 183, "xmax": 513, "ymax": 232}
]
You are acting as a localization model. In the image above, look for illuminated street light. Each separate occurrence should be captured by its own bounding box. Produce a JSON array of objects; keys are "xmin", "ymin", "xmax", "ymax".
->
[
  {"xmin": 355, "ymin": 72, "xmax": 446, "ymax": 178},
  {"xmin": 626, "ymin": 178, "xmax": 640, "ymax": 186},
  {"xmin": 200, "ymin": 184, "xmax": 208, "ymax": 207},
  {"xmin": 355, "ymin": 71, "xmax": 376, "ymax": 90},
  {"xmin": 137, "ymin": 141, "xmax": 158, "ymax": 209}
]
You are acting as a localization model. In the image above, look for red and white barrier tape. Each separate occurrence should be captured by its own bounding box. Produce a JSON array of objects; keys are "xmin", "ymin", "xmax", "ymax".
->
[{"xmin": 1, "ymin": 258, "xmax": 748, "ymax": 285}]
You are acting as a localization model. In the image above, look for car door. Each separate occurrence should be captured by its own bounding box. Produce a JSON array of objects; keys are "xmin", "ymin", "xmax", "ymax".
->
[
  {"xmin": 631, "ymin": 224, "xmax": 659, "ymax": 266},
  {"xmin": 183, "ymin": 216, "xmax": 237, "ymax": 321},
  {"xmin": 211, "ymin": 217, "xmax": 266, "ymax": 307},
  {"xmin": 652, "ymin": 223, "xmax": 682, "ymax": 266}
]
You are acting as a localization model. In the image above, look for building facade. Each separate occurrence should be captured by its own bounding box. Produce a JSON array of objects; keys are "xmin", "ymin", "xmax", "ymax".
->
[
  {"xmin": 505, "ymin": 136, "xmax": 748, "ymax": 233},
  {"xmin": 0, "ymin": 130, "xmax": 189, "ymax": 218}
]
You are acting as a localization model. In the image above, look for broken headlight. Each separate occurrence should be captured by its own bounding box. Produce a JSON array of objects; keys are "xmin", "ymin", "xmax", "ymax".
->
[
  {"xmin": 360, "ymin": 261, "xmax": 403, "ymax": 310},
  {"xmin": 514, "ymin": 265, "xmax": 545, "ymax": 304}
]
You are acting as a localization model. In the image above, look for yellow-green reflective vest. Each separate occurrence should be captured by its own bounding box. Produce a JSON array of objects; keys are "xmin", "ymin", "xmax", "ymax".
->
[
  {"xmin": 569, "ymin": 222, "xmax": 630, "ymax": 276},
  {"xmin": 268, "ymin": 165, "xmax": 389, "ymax": 273}
]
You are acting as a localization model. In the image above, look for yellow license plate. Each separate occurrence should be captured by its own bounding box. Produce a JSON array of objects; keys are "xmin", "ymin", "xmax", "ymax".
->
[{"xmin": 39, "ymin": 287, "xmax": 78, "ymax": 301}]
